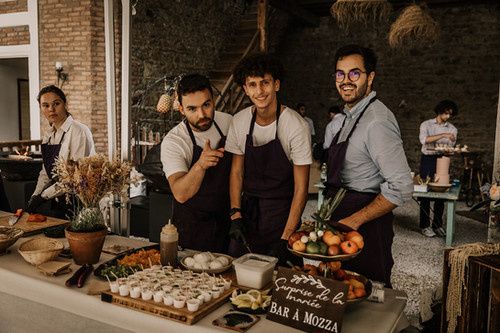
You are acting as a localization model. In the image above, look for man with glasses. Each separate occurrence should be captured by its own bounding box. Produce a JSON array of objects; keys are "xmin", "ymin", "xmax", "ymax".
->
[
  {"xmin": 324, "ymin": 44, "xmax": 412, "ymax": 286},
  {"xmin": 418, "ymin": 100, "xmax": 458, "ymax": 237}
]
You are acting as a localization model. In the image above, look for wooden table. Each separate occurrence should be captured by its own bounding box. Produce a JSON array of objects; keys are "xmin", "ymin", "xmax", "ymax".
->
[
  {"xmin": 413, "ymin": 184, "xmax": 461, "ymax": 246},
  {"xmin": 0, "ymin": 234, "xmax": 409, "ymax": 333}
]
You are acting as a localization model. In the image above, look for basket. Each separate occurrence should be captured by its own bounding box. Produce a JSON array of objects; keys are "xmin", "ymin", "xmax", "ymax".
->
[
  {"xmin": 0, "ymin": 226, "xmax": 24, "ymax": 254},
  {"xmin": 18, "ymin": 237, "xmax": 64, "ymax": 266}
]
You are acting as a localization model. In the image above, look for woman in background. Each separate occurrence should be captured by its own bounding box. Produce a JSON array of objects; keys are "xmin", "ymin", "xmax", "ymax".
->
[{"xmin": 26, "ymin": 85, "xmax": 95, "ymax": 218}]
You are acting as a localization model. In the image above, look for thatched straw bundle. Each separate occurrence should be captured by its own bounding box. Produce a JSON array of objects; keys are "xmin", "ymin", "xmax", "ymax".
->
[
  {"xmin": 330, "ymin": 0, "xmax": 392, "ymax": 29},
  {"xmin": 388, "ymin": 4, "xmax": 439, "ymax": 49}
]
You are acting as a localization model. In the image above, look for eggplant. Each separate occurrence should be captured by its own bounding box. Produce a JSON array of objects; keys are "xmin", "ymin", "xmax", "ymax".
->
[
  {"xmin": 65, "ymin": 265, "xmax": 87, "ymax": 287},
  {"xmin": 77, "ymin": 264, "xmax": 94, "ymax": 288}
]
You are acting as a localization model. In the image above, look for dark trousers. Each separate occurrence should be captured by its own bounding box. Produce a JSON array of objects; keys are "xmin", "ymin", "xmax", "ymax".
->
[{"xmin": 419, "ymin": 154, "xmax": 444, "ymax": 229}]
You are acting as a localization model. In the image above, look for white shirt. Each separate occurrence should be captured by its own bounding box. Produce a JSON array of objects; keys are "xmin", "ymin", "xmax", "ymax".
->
[
  {"xmin": 225, "ymin": 106, "xmax": 312, "ymax": 165},
  {"xmin": 161, "ymin": 111, "xmax": 232, "ymax": 179},
  {"xmin": 323, "ymin": 113, "xmax": 346, "ymax": 149},
  {"xmin": 304, "ymin": 116, "xmax": 315, "ymax": 136},
  {"xmin": 419, "ymin": 118, "xmax": 458, "ymax": 155},
  {"xmin": 34, "ymin": 115, "xmax": 96, "ymax": 198}
]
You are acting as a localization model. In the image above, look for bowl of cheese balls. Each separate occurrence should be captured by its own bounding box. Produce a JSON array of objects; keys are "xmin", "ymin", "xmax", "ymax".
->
[{"xmin": 181, "ymin": 251, "xmax": 233, "ymax": 273}]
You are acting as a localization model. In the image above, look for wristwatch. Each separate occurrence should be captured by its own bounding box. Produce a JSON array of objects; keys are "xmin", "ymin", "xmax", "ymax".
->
[{"xmin": 229, "ymin": 207, "xmax": 242, "ymax": 217}]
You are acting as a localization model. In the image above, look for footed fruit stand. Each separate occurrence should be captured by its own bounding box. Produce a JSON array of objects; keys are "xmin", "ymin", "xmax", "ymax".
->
[{"xmin": 0, "ymin": 231, "xmax": 408, "ymax": 332}]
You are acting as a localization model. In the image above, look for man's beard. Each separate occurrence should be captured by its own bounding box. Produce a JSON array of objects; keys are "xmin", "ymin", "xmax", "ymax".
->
[
  {"xmin": 191, "ymin": 117, "xmax": 213, "ymax": 131},
  {"xmin": 339, "ymin": 81, "xmax": 369, "ymax": 106}
]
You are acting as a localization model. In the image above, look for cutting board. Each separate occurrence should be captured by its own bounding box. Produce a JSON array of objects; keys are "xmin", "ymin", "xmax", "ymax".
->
[
  {"xmin": 0, "ymin": 211, "xmax": 68, "ymax": 236},
  {"xmin": 101, "ymin": 286, "xmax": 236, "ymax": 325}
]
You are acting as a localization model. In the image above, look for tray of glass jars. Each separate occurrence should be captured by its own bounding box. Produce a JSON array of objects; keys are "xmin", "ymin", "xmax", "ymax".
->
[{"xmin": 101, "ymin": 265, "xmax": 236, "ymax": 325}]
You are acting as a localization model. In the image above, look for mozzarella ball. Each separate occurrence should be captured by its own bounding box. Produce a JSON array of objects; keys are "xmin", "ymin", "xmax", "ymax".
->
[
  {"xmin": 184, "ymin": 257, "xmax": 195, "ymax": 267},
  {"xmin": 209, "ymin": 261, "xmax": 223, "ymax": 269},
  {"xmin": 194, "ymin": 253, "xmax": 209, "ymax": 263},
  {"xmin": 216, "ymin": 256, "xmax": 229, "ymax": 266}
]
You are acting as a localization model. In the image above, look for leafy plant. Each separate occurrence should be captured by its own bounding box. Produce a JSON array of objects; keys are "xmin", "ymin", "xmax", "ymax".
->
[{"xmin": 300, "ymin": 188, "xmax": 346, "ymax": 232}]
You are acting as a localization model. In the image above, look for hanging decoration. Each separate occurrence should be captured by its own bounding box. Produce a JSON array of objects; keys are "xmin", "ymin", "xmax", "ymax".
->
[
  {"xmin": 156, "ymin": 76, "xmax": 181, "ymax": 114},
  {"xmin": 330, "ymin": 0, "xmax": 392, "ymax": 30},
  {"xmin": 388, "ymin": 4, "xmax": 439, "ymax": 49}
]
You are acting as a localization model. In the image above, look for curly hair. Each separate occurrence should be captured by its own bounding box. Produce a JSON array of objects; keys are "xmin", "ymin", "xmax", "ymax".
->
[
  {"xmin": 233, "ymin": 53, "xmax": 284, "ymax": 86},
  {"xmin": 434, "ymin": 99, "xmax": 458, "ymax": 116}
]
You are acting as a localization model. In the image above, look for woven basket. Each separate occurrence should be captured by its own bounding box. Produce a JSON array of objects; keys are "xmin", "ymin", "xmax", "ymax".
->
[
  {"xmin": 18, "ymin": 237, "xmax": 64, "ymax": 266},
  {"xmin": 0, "ymin": 226, "xmax": 24, "ymax": 253}
]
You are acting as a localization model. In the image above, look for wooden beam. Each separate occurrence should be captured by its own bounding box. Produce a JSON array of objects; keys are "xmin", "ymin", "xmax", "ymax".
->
[
  {"xmin": 258, "ymin": 0, "xmax": 268, "ymax": 53},
  {"xmin": 494, "ymin": 82, "xmax": 500, "ymax": 181},
  {"xmin": 269, "ymin": 0, "xmax": 320, "ymax": 27}
]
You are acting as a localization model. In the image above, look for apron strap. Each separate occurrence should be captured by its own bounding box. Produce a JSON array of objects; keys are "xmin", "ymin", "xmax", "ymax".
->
[
  {"xmin": 47, "ymin": 130, "xmax": 67, "ymax": 145},
  {"xmin": 248, "ymin": 100, "xmax": 282, "ymax": 138},
  {"xmin": 336, "ymin": 97, "xmax": 377, "ymax": 144}
]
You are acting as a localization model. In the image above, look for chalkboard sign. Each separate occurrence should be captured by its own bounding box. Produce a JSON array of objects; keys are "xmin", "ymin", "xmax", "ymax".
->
[{"xmin": 267, "ymin": 267, "xmax": 348, "ymax": 332}]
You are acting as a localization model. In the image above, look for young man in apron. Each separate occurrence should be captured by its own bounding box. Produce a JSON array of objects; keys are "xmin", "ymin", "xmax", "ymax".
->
[
  {"xmin": 161, "ymin": 74, "xmax": 233, "ymax": 253},
  {"xmin": 225, "ymin": 53, "xmax": 312, "ymax": 265},
  {"xmin": 325, "ymin": 45, "xmax": 413, "ymax": 287},
  {"xmin": 418, "ymin": 100, "xmax": 458, "ymax": 237}
]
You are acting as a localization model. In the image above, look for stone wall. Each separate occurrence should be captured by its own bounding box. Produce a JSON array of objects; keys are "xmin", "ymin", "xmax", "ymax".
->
[
  {"xmin": 276, "ymin": 3, "xmax": 499, "ymax": 173},
  {"xmin": 130, "ymin": 0, "xmax": 247, "ymax": 132}
]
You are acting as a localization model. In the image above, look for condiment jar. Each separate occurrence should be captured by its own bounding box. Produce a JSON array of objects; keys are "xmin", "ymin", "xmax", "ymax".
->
[{"xmin": 160, "ymin": 219, "xmax": 178, "ymax": 266}]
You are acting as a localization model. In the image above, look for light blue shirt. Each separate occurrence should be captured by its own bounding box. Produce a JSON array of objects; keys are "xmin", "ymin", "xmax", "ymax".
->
[
  {"xmin": 419, "ymin": 118, "xmax": 458, "ymax": 155},
  {"xmin": 337, "ymin": 91, "xmax": 413, "ymax": 206},
  {"xmin": 323, "ymin": 113, "xmax": 346, "ymax": 149}
]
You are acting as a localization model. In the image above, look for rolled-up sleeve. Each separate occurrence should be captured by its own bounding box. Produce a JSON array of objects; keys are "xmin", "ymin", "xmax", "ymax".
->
[
  {"xmin": 366, "ymin": 120, "xmax": 413, "ymax": 206},
  {"xmin": 419, "ymin": 121, "xmax": 428, "ymax": 145}
]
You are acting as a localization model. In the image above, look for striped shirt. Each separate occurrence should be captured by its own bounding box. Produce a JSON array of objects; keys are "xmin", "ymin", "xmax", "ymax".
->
[{"xmin": 419, "ymin": 118, "xmax": 457, "ymax": 155}]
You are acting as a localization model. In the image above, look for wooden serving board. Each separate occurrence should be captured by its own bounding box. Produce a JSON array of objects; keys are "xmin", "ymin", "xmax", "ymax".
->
[
  {"xmin": 0, "ymin": 211, "xmax": 68, "ymax": 236},
  {"xmin": 101, "ymin": 286, "xmax": 236, "ymax": 325}
]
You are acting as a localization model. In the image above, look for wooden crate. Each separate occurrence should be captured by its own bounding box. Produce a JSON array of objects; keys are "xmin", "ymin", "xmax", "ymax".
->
[{"xmin": 442, "ymin": 250, "xmax": 500, "ymax": 333}]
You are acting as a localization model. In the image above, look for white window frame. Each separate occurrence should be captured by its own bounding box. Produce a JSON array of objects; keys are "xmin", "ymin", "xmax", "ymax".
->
[{"xmin": 0, "ymin": 0, "xmax": 40, "ymax": 139}]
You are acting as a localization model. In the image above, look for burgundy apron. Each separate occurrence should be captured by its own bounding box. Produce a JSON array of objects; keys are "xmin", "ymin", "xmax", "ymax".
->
[
  {"xmin": 326, "ymin": 97, "xmax": 394, "ymax": 287},
  {"xmin": 229, "ymin": 103, "xmax": 294, "ymax": 258},
  {"xmin": 172, "ymin": 119, "xmax": 232, "ymax": 253}
]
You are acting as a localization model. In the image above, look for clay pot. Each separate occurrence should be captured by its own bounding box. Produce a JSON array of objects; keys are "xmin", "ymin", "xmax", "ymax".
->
[{"xmin": 65, "ymin": 227, "xmax": 107, "ymax": 265}]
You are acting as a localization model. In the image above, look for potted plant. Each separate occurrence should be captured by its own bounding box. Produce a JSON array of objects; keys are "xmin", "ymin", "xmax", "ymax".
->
[{"xmin": 54, "ymin": 154, "xmax": 133, "ymax": 264}]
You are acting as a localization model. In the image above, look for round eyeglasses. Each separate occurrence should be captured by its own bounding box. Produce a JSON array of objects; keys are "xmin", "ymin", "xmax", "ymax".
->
[{"xmin": 334, "ymin": 69, "xmax": 367, "ymax": 83}]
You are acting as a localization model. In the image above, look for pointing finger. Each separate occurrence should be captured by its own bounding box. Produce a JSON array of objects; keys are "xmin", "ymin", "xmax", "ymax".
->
[{"xmin": 203, "ymin": 139, "xmax": 211, "ymax": 151}]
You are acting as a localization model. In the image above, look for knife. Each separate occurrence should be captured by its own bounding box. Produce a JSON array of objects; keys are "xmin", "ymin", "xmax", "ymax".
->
[{"xmin": 9, "ymin": 209, "xmax": 23, "ymax": 226}]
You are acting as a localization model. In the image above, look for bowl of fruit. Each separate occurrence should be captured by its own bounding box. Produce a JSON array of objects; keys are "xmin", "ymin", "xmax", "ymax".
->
[
  {"xmin": 287, "ymin": 228, "xmax": 364, "ymax": 261},
  {"xmin": 291, "ymin": 261, "xmax": 371, "ymax": 304}
]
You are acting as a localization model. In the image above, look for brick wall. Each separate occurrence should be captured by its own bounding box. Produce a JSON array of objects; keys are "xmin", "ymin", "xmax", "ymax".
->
[
  {"xmin": 0, "ymin": 0, "xmax": 27, "ymax": 14},
  {"xmin": 276, "ymin": 3, "xmax": 499, "ymax": 175},
  {"xmin": 0, "ymin": 25, "xmax": 29, "ymax": 45},
  {"xmin": 38, "ymin": 0, "xmax": 108, "ymax": 154}
]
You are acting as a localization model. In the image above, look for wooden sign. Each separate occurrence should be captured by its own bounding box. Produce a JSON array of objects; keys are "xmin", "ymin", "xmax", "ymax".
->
[{"xmin": 267, "ymin": 267, "xmax": 348, "ymax": 333}]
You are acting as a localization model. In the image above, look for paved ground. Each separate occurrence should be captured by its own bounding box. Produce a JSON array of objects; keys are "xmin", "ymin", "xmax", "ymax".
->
[{"xmin": 302, "ymin": 197, "xmax": 490, "ymax": 330}]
